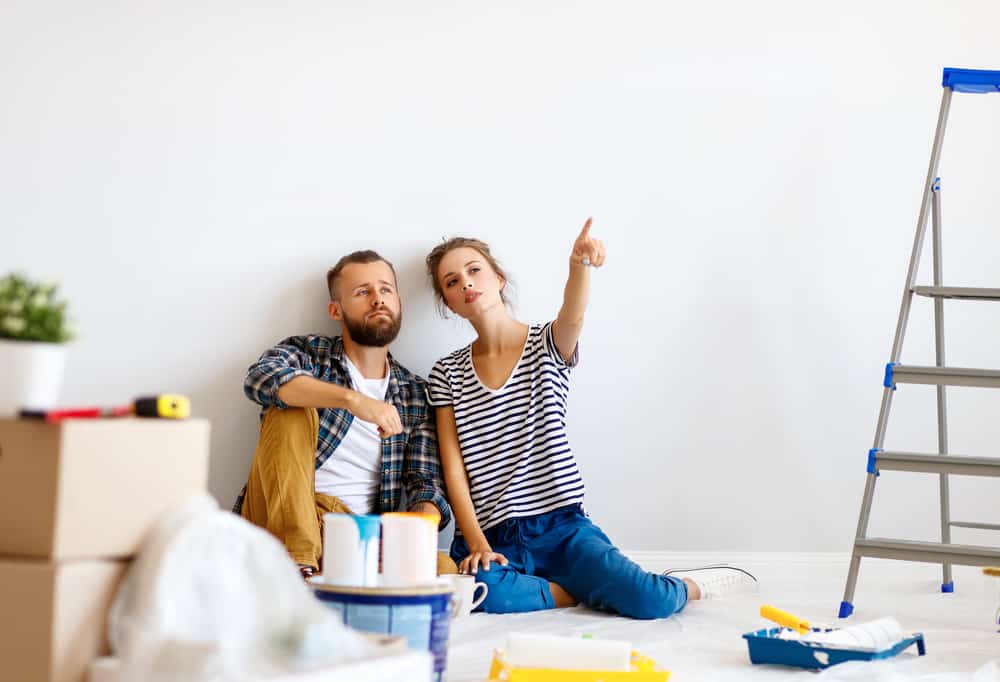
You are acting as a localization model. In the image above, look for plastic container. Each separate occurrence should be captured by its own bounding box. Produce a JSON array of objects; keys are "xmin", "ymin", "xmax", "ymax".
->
[
  {"xmin": 380, "ymin": 512, "xmax": 438, "ymax": 587},
  {"xmin": 312, "ymin": 581, "xmax": 453, "ymax": 682},
  {"xmin": 322, "ymin": 513, "xmax": 381, "ymax": 587}
]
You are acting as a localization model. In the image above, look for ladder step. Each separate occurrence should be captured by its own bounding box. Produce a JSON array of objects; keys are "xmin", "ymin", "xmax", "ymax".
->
[
  {"xmin": 950, "ymin": 521, "xmax": 1000, "ymax": 531},
  {"xmin": 890, "ymin": 364, "xmax": 1000, "ymax": 388},
  {"xmin": 876, "ymin": 451, "xmax": 1000, "ymax": 477},
  {"xmin": 855, "ymin": 538, "xmax": 1000, "ymax": 566},
  {"xmin": 942, "ymin": 67, "xmax": 1000, "ymax": 94},
  {"xmin": 912, "ymin": 285, "xmax": 1000, "ymax": 300}
]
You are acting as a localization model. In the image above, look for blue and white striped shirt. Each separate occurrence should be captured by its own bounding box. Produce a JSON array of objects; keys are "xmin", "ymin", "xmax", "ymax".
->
[{"xmin": 427, "ymin": 322, "xmax": 585, "ymax": 532}]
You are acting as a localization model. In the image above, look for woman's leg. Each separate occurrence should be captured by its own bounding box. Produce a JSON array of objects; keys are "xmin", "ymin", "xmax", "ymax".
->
[
  {"xmin": 534, "ymin": 510, "xmax": 689, "ymax": 620},
  {"xmin": 449, "ymin": 532, "xmax": 556, "ymax": 613}
]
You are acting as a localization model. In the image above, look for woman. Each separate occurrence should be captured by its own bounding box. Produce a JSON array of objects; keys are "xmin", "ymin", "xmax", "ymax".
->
[{"xmin": 424, "ymin": 219, "xmax": 756, "ymax": 618}]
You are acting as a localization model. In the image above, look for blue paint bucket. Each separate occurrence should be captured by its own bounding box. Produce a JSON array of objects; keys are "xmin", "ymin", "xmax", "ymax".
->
[{"xmin": 312, "ymin": 581, "xmax": 454, "ymax": 681}]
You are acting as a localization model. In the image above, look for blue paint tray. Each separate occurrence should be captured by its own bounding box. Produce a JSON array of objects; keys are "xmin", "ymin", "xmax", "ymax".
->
[{"xmin": 743, "ymin": 627, "xmax": 926, "ymax": 670}]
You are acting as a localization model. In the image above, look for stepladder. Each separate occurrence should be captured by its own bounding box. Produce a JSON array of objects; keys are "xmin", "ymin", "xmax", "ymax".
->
[{"xmin": 841, "ymin": 68, "xmax": 1000, "ymax": 619}]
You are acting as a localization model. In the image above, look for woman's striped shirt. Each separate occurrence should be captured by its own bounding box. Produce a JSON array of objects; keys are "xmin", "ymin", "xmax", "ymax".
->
[{"xmin": 427, "ymin": 322, "xmax": 585, "ymax": 533}]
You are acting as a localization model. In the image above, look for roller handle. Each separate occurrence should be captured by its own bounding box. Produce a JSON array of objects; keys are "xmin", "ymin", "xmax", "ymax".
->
[{"xmin": 760, "ymin": 605, "xmax": 810, "ymax": 634}]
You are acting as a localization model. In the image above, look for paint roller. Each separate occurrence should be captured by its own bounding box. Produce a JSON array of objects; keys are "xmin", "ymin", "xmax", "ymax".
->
[
  {"xmin": 761, "ymin": 605, "xmax": 906, "ymax": 650},
  {"xmin": 487, "ymin": 632, "xmax": 669, "ymax": 681},
  {"xmin": 505, "ymin": 633, "xmax": 633, "ymax": 671}
]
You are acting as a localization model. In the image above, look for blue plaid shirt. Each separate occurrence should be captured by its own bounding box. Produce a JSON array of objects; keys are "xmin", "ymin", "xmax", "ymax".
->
[{"xmin": 234, "ymin": 335, "xmax": 450, "ymax": 529}]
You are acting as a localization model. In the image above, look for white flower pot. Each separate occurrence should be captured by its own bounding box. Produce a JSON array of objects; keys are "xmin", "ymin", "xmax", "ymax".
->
[{"xmin": 0, "ymin": 339, "xmax": 68, "ymax": 416}]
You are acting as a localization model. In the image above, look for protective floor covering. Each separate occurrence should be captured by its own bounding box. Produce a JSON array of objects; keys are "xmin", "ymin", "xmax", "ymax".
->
[{"xmin": 445, "ymin": 556, "xmax": 1000, "ymax": 681}]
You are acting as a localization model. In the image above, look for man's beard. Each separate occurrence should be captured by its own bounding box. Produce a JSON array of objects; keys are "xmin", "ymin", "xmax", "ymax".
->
[{"xmin": 342, "ymin": 308, "xmax": 402, "ymax": 347}]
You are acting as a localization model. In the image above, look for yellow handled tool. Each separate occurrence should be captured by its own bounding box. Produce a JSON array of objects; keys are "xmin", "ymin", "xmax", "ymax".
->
[
  {"xmin": 133, "ymin": 394, "xmax": 191, "ymax": 419},
  {"xmin": 760, "ymin": 605, "xmax": 811, "ymax": 634},
  {"xmin": 19, "ymin": 394, "xmax": 191, "ymax": 422}
]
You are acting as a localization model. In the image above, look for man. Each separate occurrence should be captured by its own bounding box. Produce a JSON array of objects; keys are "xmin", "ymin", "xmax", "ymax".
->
[{"xmin": 234, "ymin": 250, "xmax": 454, "ymax": 579}]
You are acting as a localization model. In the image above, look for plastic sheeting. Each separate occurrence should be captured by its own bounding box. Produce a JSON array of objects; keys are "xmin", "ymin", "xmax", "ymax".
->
[
  {"xmin": 444, "ymin": 557, "xmax": 1000, "ymax": 681},
  {"xmin": 106, "ymin": 494, "xmax": 380, "ymax": 682},
  {"xmin": 818, "ymin": 660, "xmax": 999, "ymax": 681}
]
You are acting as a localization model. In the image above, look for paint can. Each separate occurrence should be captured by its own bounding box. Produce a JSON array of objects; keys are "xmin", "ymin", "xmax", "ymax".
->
[{"xmin": 312, "ymin": 580, "xmax": 453, "ymax": 682}]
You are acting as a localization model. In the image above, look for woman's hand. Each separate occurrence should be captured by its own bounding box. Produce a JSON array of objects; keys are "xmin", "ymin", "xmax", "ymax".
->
[
  {"xmin": 459, "ymin": 545, "xmax": 509, "ymax": 574},
  {"xmin": 570, "ymin": 217, "xmax": 606, "ymax": 268}
]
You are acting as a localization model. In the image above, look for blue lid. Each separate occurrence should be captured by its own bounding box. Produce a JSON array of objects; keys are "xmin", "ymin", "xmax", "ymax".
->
[{"xmin": 352, "ymin": 514, "xmax": 381, "ymax": 541}]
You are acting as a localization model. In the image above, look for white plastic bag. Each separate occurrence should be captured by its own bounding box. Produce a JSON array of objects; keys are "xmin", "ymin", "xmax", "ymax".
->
[{"xmin": 107, "ymin": 494, "xmax": 374, "ymax": 682}]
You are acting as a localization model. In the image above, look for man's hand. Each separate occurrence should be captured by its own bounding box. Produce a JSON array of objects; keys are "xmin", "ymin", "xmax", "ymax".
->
[
  {"xmin": 347, "ymin": 392, "xmax": 403, "ymax": 438},
  {"xmin": 409, "ymin": 501, "xmax": 441, "ymax": 517}
]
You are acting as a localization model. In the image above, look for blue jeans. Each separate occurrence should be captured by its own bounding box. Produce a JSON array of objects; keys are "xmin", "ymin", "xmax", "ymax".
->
[{"xmin": 450, "ymin": 505, "xmax": 688, "ymax": 619}]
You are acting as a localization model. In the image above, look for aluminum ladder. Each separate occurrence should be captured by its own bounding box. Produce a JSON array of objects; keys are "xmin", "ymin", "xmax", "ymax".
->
[{"xmin": 841, "ymin": 67, "xmax": 1000, "ymax": 619}]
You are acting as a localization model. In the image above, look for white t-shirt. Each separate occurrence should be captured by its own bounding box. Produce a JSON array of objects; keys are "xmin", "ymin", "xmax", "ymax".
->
[
  {"xmin": 426, "ymin": 322, "xmax": 585, "ymax": 533},
  {"xmin": 314, "ymin": 355, "xmax": 389, "ymax": 514}
]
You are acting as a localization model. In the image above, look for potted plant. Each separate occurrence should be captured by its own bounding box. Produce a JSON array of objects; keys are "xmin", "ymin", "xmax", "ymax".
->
[{"xmin": 0, "ymin": 273, "xmax": 74, "ymax": 416}]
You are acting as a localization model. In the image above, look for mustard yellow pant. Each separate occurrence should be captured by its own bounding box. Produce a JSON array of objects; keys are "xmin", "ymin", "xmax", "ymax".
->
[{"xmin": 240, "ymin": 406, "xmax": 457, "ymax": 575}]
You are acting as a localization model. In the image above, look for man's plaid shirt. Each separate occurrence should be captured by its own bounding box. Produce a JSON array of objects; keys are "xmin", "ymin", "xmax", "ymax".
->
[{"xmin": 233, "ymin": 335, "xmax": 451, "ymax": 528}]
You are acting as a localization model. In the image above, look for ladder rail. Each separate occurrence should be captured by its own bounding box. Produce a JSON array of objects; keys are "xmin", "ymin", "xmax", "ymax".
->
[
  {"xmin": 842, "ymin": 85, "xmax": 954, "ymax": 617},
  {"xmin": 931, "ymin": 178, "xmax": 953, "ymax": 588},
  {"xmin": 888, "ymin": 87, "xmax": 953, "ymax": 364}
]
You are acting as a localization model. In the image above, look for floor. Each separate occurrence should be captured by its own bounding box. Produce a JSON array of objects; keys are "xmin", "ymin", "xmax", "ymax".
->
[{"xmin": 444, "ymin": 554, "xmax": 1000, "ymax": 681}]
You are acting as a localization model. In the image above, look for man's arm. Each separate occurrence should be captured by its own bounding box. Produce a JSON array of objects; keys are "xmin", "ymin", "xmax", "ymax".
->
[
  {"xmin": 244, "ymin": 337, "xmax": 402, "ymax": 436},
  {"xmin": 278, "ymin": 376, "xmax": 402, "ymax": 437},
  {"xmin": 244, "ymin": 337, "xmax": 317, "ymax": 408},
  {"xmin": 276, "ymin": 375, "xmax": 359, "ymax": 411},
  {"xmin": 402, "ymin": 401, "xmax": 452, "ymax": 529}
]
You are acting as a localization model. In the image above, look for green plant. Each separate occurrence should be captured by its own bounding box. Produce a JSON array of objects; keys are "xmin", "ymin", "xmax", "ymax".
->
[{"xmin": 0, "ymin": 273, "xmax": 74, "ymax": 343}]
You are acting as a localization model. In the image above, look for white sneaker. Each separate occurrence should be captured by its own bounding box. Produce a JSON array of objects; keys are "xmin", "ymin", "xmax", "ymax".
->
[{"xmin": 662, "ymin": 564, "xmax": 759, "ymax": 599}]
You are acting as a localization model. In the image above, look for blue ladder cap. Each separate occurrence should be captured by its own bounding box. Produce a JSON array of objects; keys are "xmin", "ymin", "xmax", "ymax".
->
[
  {"xmin": 941, "ymin": 581, "xmax": 955, "ymax": 593},
  {"xmin": 839, "ymin": 601, "xmax": 854, "ymax": 618},
  {"xmin": 352, "ymin": 514, "xmax": 382, "ymax": 541},
  {"xmin": 867, "ymin": 448, "xmax": 881, "ymax": 476},
  {"xmin": 942, "ymin": 68, "xmax": 1000, "ymax": 93},
  {"xmin": 884, "ymin": 362, "xmax": 897, "ymax": 390}
]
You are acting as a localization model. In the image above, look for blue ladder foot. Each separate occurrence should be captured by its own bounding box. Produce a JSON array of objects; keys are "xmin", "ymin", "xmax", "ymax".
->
[
  {"xmin": 941, "ymin": 581, "xmax": 954, "ymax": 593},
  {"xmin": 838, "ymin": 601, "xmax": 854, "ymax": 618}
]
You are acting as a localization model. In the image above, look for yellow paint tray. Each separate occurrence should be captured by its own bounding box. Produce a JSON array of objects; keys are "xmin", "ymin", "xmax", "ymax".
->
[{"xmin": 487, "ymin": 649, "xmax": 671, "ymax": 681}]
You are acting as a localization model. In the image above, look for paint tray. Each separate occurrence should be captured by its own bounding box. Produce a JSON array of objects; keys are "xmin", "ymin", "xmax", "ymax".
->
[
  {"xmin": 487, "ymin": 650, "xmax": 671, "ymax": 681},
  {"xmin": 743, "ymin": 626, "xmax": 926, "ymax": 670}
]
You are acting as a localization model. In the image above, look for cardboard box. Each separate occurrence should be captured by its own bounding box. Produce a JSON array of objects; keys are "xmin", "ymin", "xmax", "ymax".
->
[
  {"xmin": 0, "ymin": 558, "xmax": 128, "ymax": 682},
  {"xmin": 0, "ymin": 417, "xmax": 210, "ymax": 559}
]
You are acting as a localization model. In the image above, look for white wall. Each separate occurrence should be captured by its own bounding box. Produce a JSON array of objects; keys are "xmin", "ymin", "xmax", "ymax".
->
[{"xmin": 4, "ymin": 0, "xmax": 1000, "ymax": 551}]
